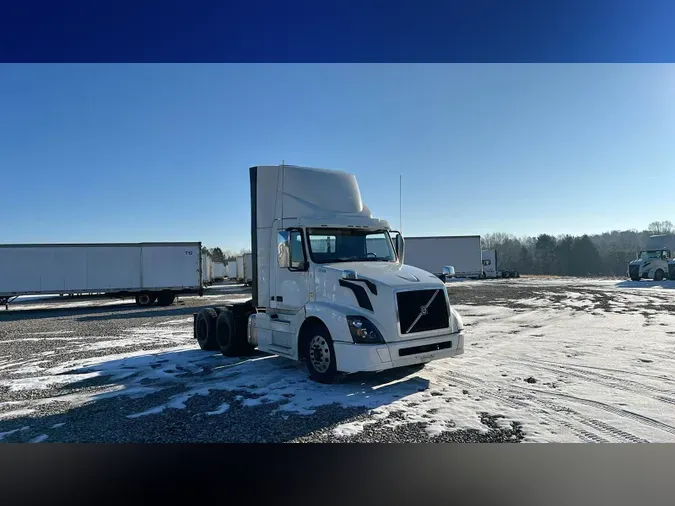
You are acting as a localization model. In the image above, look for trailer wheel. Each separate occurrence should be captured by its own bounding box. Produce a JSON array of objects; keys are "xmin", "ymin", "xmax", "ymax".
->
[
  {"xmin": 157, "ymin": 291, "xmax": 175, "ymax": 306},
  {"xmin": 195, "ymin": 308, "xmax": 219, "ymax": 351},
  {"xmin": 303, "ymin": 322, "xmax": 341, "ymax": 384},
  {"xmin": 135, "ymin": 292, "xmax": 156, "ymax": 307},
  {"xmin": 654, "ymin": 269, "xmax": 665, "ymax": 282}
]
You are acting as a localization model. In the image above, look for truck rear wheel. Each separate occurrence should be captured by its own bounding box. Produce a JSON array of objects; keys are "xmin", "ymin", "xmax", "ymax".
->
[
  {"xmin": 195, "ymin": 308, "xmax": 219, "ymax": 351},
  {"xmin": 215, "ymin": 309, "xmax": 239, "ymax": 356},
  {"xmin": 135, "ymin": 292, "xmax": 156, "ymax": 307},
  {"xmin": 157, "ymin": 291, "xmax": 175, "ymax": 306},
  {"xmin": 303, "ymin": 322, "xmax": 340, "ymax": 384},
  {"xmin": 215, "ymin": 307, "xmax": 255, "ymax": 356}
]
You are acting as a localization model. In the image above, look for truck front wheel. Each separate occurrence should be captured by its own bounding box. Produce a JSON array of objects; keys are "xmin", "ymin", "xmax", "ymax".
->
[
  {"xmin": 654, "ymin": 269, "xmax": 665, "ymax": 281},
  {"xmin": 303, "ymin": 323, "xmax": 340, "ymax": 384}
]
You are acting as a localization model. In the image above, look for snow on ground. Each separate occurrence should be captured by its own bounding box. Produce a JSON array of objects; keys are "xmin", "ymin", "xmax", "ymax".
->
[{"xmin": 1, "ymin": 277, "xmax": 675, "ymax": 442}]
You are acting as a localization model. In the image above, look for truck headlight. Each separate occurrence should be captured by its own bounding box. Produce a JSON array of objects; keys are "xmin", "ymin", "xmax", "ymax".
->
[
  {"xmin": 449, "ymin": 306, "xmax": 464, "ymax": 331},
  {"xmin": 346, "ymin": 316, "xmax": 385, "ymax": 344}
]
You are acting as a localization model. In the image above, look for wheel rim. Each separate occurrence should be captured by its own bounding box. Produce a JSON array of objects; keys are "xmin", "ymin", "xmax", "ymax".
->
[
  {"xmin": 309, "ymin": 335, "xmax": 331, "ymax": 374},
  {"xmin": 139, "ymin": 294, "xmax": 149, "ymax": 305}
]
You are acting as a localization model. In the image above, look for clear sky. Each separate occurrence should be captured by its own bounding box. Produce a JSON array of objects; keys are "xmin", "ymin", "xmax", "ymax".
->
[{"xmin": 1, "ymin": 64, "xmax": 673, "ymax": 251}]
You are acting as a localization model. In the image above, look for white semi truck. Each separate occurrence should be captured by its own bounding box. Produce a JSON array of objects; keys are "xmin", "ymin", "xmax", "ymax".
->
[
  {"xmin": 404, "ymin": 235, "xmax": 483, "ymax": 279},
  {"xmin": 628, "ymin": 234, "xmax": 675, "ymax": 281},
  {"xmin": 481, "ymin": 250, "xmax": 520, "ymax": 278},
  {"xmin": 193, "ymin": 165, "xmax": 465, "ymax": 383},
  {"xmin": 0, "ymin": 242, "xmax": 203, "ymax": 309}
]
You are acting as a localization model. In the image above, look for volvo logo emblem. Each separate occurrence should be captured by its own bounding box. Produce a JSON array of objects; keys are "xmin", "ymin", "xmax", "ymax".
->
[{"xmin": 420, "ymin": 305, "xmax": 428, "ymax": 315}]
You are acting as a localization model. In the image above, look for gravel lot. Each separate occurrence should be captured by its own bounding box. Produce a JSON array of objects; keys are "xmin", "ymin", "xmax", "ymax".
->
[{"xmin": 1, "ymin": 277, "xmax": 674, "ymax": 443}]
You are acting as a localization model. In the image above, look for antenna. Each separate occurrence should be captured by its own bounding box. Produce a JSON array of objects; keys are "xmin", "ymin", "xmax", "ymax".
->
[
  {"xmin": 281, "ymin": 160, "xmax": 285, "ymax": 221},
  {"xmin": 399, "ymin": 174, "xmax": 402, "ymax": 233}
]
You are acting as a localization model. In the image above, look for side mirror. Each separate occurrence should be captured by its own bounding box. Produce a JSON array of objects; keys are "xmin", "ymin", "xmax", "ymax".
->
[
  {"xmin": 289, "ymin": 260, "xmax": 309, "ymax": 272},
  {"xmin": 391, "ymin": 231, "xmax": 405, "ymax": 264},
  {"xmin": 442, "ymin": 266, "xmax": 455, "ymax": 278}
]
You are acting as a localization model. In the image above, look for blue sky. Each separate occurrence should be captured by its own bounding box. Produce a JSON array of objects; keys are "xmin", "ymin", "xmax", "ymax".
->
[{"xmin": 1, "ymin": 64, "xmax": 673, "ymax": 252}]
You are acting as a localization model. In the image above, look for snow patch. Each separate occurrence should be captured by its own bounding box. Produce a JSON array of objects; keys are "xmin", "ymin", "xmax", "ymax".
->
[{"xmin": 206, "ymin": 403, "xmax": 230, "ymax": 415}]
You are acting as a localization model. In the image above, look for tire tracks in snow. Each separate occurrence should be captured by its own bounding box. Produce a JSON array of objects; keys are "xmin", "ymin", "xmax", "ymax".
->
[
  {"xmin": 512, "ymin": 358, "xmax": 675, "ymax": 406},
  {"xmin": 438, "ymin": 368, "xmax": 655, "ymax": 443}
]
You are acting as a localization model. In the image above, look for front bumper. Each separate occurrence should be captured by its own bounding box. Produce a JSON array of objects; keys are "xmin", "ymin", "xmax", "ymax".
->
[{"xmin": 333, "ymin": 331, "xmax": 465, "ymax": 373}]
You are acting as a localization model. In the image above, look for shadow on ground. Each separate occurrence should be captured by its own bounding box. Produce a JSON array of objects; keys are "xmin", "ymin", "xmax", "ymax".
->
[
  {"xmin": 0, "ymin": 348, "xmax": 430, "ymax": 443},
  {"xmin": 0, "ymin": 301, "xmax": 232, "ymax": 323},
  {"xmin": 615, "ymin": 280, "xmax": 675, "ymax": 290}
]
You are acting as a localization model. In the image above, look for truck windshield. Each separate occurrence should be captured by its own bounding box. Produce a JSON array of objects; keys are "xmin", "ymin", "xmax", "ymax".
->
[
  {"xmin": 306, "ymin": 228, "xmax": 396, "ymax": 264},
  {"xmin": 638, "ymin": 250, "xmax": 665, "ymax": 260}
]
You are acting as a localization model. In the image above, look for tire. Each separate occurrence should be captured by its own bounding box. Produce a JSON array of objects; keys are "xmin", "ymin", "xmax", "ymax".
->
[
  {"xmin": 215, "ymin": 309, "xmax": 239, "ymax": 356},
  {"xmin": 195, "ymin": 308, "xmax": 219, "ymax": 351},
  {"xmin": 303, "ymin": 322, "xmax": 340, "ymax": 384},
  {"xmin": 135, "ymin": 292, "xmax": 155, "ymax": 307},
  {"xmin": 654, "ymin": 269, "xmax": 665, "ymax": 282},
  {"xmin": 630, "ymin": 277, "xmax": 640, "ymax": 282},
  {"xmin": 156, "ymin": 291, "xmax": 175, "ymax": 306}
]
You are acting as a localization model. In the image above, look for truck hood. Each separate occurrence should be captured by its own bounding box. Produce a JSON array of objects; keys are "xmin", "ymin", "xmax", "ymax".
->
[{"xmin": 320, "ymin": 261, "xmax": 443, "ymax": 289}]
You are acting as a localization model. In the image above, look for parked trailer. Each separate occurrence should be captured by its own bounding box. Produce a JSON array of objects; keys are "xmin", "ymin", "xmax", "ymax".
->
[
  {"xmin": 193, "ymin": 165, "xmax": 465, "ymax": 384},
  {"xmin": 243, "ymin": 253, "xmax": 253, "ymax": 285},
  {"xmin": 404, "ymin": 235, "xmax": 483, "ymax": 279},
  {"xmin": 0, "ymin": 242, "xmax": 203, "ymax": 309},
  {"xmin": 201, "ymin": 253, "xmax": 214, "ymax": 286},
  {"xmin": 226, "ymin": 261, "xmax": 237, "ymax": 279},
  {"xmin": 481, "ymin": 250, "xmax": 520, "ymax": 278},
  {"xmin": 213, "ymin": 262, "xmax": 226, "ymax": 281},
  {"xmin": 236, "ymin": 255, "xmax": 245, "ymax": 283}
]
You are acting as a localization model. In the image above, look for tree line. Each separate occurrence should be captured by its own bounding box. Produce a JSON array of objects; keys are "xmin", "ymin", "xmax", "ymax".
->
[
  {"xmin": 200, "ymin": 247, "xmax": 251, "ymax": 264},
  {"xmin": 481, "ymin": 221, "xmax": 674, "ymax": 277}
]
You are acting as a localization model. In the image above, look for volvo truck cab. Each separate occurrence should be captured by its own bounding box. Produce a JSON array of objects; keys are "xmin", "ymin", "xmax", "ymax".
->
[
  {"xmin": 628, "ymin": 234, "xmax": 675, "ymax": 281},
  {"xmin": 193, "ymin": 165, "xmax": 465, "ymax": 383}
]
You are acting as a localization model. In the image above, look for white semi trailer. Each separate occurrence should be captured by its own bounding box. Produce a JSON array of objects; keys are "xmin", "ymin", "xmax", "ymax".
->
[
  {"xmin": 628, "ymin": 234, "xmax": 675, "ymax": 281},
  {"xmin": 235, "ymin": 255, "xmax": 245, "ymax": 283},
  {"xmin": 193, "ymin": 165, "xmax": 465, "ymax": 383},
  {"xmin": 403, "ymin": 236, "xmax": 483, "ymax": 279},
  {"xmin": 213, "ymin": 262, "xmax": 226, "ymax": 281},
  {"xmin": 226, "ymin": 261, "xmax": 237, "ymax": 279},
  {"xmin": 0, "ymin": 242, "xmax": 203, "ymax": 309},
  {"xmin": 201, "ymin": 253, "xmax": 214, "ymax": 286},
  {"xmin": 243, "ymin": 252, "xmax": 253, "ymax": 286}
]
